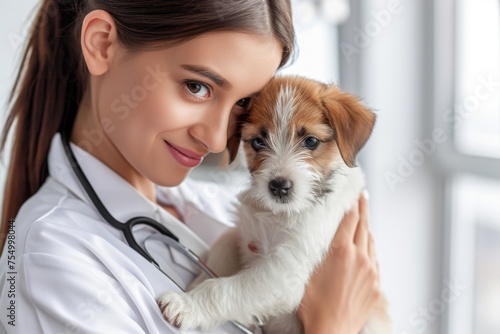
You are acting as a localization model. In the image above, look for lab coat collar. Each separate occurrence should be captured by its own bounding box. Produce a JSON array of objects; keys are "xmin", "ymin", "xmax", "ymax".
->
[{"xmin": 48, "ymin": 132, "xmax": 165, "ymax": 225}]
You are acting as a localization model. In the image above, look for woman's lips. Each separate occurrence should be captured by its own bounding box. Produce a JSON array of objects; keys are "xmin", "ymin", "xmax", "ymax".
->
[{"xmin": 164, "ymin": 140, "xmax": 204, "ymax": 168}]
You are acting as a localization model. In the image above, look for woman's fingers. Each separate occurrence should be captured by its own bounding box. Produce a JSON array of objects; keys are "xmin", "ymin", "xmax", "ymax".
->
[
  {"xmin": 368, "ymin": 233, "xmax": 375, "ymax": 262},
  {"xmin": 368, "ymin": 233, "xmax": 380, "ymax": 276},
  {"xmin": 332, "ymin": 199, "xmax": 360, "ymax": 247},
  {"xmin": 299, "ymin": 189, "xmax": 382, "ymax": 333},
  {"xmin": 353, "ymin": 192, "xmax": 369, "ymax": 253}
]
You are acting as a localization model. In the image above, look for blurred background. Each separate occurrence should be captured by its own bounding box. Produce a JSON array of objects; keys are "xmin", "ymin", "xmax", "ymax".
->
[{"xmin": 1, "ymin": 1, "xmax": 499, "ymax": 333}]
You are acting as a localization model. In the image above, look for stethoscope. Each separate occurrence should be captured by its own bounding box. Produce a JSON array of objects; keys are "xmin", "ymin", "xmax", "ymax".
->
[{"xmin": 60, "ymin": 132, "xmax": 255, "ymax": 334}]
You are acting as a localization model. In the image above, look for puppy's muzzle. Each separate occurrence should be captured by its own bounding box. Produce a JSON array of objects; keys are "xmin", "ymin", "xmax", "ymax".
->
[{"xmin": 268, "ymin": 178, "xmax": 293, "ymax": 198}]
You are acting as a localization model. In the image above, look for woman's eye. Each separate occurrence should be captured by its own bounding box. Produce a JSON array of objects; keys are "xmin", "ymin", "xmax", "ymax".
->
[
  {"xmin": 303, "ymin": 136, "xmax": 319, "ymax": 150},
  {"xmin": 250, "ymin": 137, "xmax": 266, "ymax": 151},
  {"xmin": 236, "ymin": 97, "xmax": 251, "ymax": 108},
  {"xmin": 186, "ymin": 81, "xmax": 210, "ymax": 98}
]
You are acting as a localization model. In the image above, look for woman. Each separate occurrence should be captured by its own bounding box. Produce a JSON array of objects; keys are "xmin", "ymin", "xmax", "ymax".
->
[{"xmin": 0, "ymin": 0, "xmax": 381, "ymax": 333}]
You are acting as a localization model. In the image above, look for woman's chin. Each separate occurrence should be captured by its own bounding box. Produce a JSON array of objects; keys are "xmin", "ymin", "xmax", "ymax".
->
[{"xmin": 153, "ymin": 169, "xmax": 191, "ymax": 188}]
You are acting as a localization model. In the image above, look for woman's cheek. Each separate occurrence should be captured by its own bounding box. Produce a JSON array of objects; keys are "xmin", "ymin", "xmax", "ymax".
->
[{"xmin": 139, "ymin": 89, "xmax": 189, "ymax": 131}]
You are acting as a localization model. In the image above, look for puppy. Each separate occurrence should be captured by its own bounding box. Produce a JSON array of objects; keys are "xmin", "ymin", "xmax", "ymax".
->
[{"xmin": 158, "ymin": 76, "xmax": 391, "ymax": 333}]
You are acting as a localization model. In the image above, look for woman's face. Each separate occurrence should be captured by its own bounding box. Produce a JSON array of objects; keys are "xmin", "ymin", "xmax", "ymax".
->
[{"xmin": 77, "ymin": 30, "xmax": 282, "ymax": 189}]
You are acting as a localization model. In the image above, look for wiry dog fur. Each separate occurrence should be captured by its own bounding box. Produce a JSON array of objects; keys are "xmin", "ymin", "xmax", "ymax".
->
[{"xmin": 158, "ymin": 76, "xmax": 392, "ymax": 333}]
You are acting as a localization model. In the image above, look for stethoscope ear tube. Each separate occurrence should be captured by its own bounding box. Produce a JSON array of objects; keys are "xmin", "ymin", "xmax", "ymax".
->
[
  {"xmin": 61, "ymin": 133, "xmax": 161, "ymax": 266},
  {"xmin": 61, "ymin": 134, "xmax": 210, "ymax": 275},
  {"xmin": 61, "ymin": 133, "xmax": 124, "ymax": 230},
  {"xmin": 124, "ymin": 216, "xmax": 181, "ymax": 269}
]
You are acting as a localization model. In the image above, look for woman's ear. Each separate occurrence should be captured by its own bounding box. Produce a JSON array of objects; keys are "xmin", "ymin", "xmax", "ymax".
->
[
  {"xmin": 321, "ymin": 85, "xmax": 376, "ymax": 168},
  {"xmin": 80, "ymin": 10, "xmax": 119, "ymax": 76}
]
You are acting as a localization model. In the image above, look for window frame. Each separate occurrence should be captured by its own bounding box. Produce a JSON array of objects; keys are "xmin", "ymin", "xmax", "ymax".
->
[{"xmin": 434, "ymin": 0, "xmax": 500, "ymax": 333}]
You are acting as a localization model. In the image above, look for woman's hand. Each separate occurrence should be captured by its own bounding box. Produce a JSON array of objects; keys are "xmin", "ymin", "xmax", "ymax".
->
[{"xmin": 298, "ymin": 192, "xmax": 381, "ymax": 334}]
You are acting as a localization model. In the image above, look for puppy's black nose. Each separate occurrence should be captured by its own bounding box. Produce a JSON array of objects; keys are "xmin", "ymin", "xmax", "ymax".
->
[{"xmin": 269, "ymin": 178, "xmax": 293, "ymax": 197}]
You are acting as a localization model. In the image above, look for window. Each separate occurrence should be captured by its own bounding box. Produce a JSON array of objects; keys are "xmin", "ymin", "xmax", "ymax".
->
[
  {"xmin": 440, "ymin": 0, "xmax": 500, "ymax": 332},
  {"xmin": 448, "ymin": 175, "xmax": 500, "ymax": 334},
  {"xmin": 454, "ymin": 0, "xmax": 500, "ymax": 158}
]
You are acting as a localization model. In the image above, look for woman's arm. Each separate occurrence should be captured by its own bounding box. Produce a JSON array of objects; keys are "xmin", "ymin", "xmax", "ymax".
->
[{"xmin": 298, "ymin": 192, "xmax": 381, "ymax": 334}]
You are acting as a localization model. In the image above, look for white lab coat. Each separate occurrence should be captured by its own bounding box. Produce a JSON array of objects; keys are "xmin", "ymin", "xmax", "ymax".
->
[{"xmin": 0, "ymin": 133, "xmax": 253, "ymax": 334}]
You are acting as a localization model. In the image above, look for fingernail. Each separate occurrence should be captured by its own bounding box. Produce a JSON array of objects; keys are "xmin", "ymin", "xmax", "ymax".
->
[{"xmin": 362, "ymin": 189, "xmax": 370, "ymax": 200}]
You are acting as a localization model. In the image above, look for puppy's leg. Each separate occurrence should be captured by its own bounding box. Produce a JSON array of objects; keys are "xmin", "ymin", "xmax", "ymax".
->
[
  {"xmin": 361, "ymin": 293, "xmax": 392, "ymax": 334},
  {"xmin": 159, "ymin": 244, "xmax": 311, "ymax": 331},
  {"xmin": 188, "ymin": 228, "xmax": 242, "ymax": 290}
]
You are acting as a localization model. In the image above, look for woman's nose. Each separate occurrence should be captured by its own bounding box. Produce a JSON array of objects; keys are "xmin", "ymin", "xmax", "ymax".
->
[{"xmin": 190, "ymin": 107, "xmax": 233, "ymax": 154}]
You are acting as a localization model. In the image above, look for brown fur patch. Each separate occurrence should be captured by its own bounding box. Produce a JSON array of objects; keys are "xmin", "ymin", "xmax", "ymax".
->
[
  {"xmin": 320, "ymin": 85, "xmax": 376, "ymax": 167},
  {"xmin": 241, "ymin": 123, "xmax": 266, "ymax": 173}
]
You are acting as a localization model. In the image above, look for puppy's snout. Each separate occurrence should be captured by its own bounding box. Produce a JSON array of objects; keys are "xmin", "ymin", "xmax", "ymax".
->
[{"xmin": 269, "ymin": 178, "xmax": 293, "ymax": 197}]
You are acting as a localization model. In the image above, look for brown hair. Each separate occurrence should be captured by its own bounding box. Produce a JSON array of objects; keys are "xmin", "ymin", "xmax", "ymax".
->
[{"xmin": 0, "ymin": 0, "xmax": 295, "ymax": 252}]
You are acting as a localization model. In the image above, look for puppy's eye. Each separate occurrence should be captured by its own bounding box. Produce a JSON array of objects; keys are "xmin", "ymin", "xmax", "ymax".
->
[
  {"xmin": 236, "ymin": 97, "xmax": 251, "ymax": 108},
  {"xmin": 303, "ymin": 136, "xmax": 319, "ymax": 150},
  {"xmin": 250, "ymin": 137, "xmax": 266, "ymax": 151}
]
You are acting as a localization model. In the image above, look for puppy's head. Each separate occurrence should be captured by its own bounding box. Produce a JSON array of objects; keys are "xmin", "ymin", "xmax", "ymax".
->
[{"xmin": 230, "ymin": 76, "xmax": 375, "ymax": 213}]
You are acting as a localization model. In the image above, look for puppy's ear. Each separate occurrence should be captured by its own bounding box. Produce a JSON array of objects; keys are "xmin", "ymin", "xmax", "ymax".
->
[
  {"xmin": 226, "ymin": 131, "xmax": 241, "ymax": 164},
  {"xmin": 226, "ymin": 109, "xmax": 253, "ymax": 164},
  {"xmin": 226, "ymin": 111, "xmax": 249, "ymax": 164},
  {"xmin": 321, "ymin": 86, "xmax": 376, "ymax": 167}
]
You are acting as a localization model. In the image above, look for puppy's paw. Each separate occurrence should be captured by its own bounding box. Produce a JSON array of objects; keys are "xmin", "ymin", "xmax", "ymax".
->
[
  {"xmin": 158, "ymin": 292, "xmax": 215, "ymax": 331},
  {"xmin": 158, "ymin": 292, "xmax": 194, "ymax": 330}
]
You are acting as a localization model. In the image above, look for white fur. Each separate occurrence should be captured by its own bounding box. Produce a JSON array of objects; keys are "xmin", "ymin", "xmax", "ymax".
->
[{"xmin": 158, "ymin": 85, "xmax": 389, "ymax": 333}]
